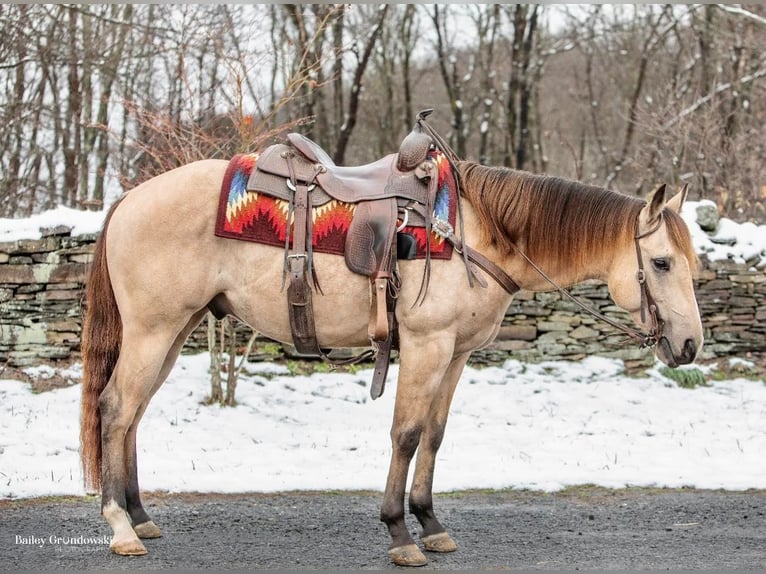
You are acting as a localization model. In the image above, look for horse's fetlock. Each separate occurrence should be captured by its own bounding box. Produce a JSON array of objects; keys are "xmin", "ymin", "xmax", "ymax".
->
[
  {"xmin": 379, "ymin": 503, "xmax": 404, "ymax": 525},
  {"xmin": 409, "ymin": 500, "xmax": 434, "ymax": 520}
]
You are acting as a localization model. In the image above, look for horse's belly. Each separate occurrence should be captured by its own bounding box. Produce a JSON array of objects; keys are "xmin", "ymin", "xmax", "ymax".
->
[{"xmin": 223, "ymin": 246, "xmax": 374, "ymax": 348}]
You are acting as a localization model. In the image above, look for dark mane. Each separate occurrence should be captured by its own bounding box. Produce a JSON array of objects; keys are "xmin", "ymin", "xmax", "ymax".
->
[{"xmin": 457, "ymin": 161, "xmax": 696, "ymax": 277}]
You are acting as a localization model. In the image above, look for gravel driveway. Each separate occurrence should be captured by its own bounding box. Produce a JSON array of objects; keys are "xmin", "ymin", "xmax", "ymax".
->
[{"xmin": 1, "ymin": 488, "xmax": 764, "ymax": 570}]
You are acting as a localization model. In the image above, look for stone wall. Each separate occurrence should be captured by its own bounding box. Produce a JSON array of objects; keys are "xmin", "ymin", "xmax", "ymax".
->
[
  {"xmin": 0, "ymin": 230, "xmax": 94, "ymax": 366},
  {"xmin": 1, "ymin": 231, "xmax": 764, "ymax": 367},
  {"xmin": 481, "ymin": 261, "xmax": 765, "ymax": 369}
]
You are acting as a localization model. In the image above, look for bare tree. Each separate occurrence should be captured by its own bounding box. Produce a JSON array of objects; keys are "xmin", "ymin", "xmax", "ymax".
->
[
  {"xmin": 333, "ymin": 4, "xmax": 390, "ymax": 164},
  {"xmin": 1, "ymin": 4, "xmax": 764, "ymax": 221},
  {"xmin": 429, "ymin": 4, "xmax": 467, "ymax": 157}
]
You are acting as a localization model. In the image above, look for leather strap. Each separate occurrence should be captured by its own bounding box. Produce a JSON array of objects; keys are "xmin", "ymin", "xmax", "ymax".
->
[
  {"xmin": 433, "ymin": 219, "xmax": 520, "ymax": 296},
  {"xmin": 370, "ymin": 311, "xmax": 396, "ymax": 400},
  {"xmin": 462, "ymin": 245, "xmax": 520, "ymax": 296},
  {"xmin": 282, "ymin": 152, "xmax": 396, "ymax": 392},
  {"xmin": 633, "ymin": 213, "xmax": 665, "ymax": 345},
  {"xmin": 286, "ymin": 173, "xmax": 324, "ymax": 356}
]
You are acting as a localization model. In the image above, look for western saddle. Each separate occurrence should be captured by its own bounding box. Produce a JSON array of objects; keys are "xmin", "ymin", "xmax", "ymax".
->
[{"xmin": 247, "ymin": 110, "xmax": 519, "ymax": 398}]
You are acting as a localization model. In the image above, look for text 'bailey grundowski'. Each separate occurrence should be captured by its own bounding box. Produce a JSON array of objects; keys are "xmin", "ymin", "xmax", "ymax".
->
[{"xmin": 15, "ymin": 534, "xmax": 110, "ymax": 546}]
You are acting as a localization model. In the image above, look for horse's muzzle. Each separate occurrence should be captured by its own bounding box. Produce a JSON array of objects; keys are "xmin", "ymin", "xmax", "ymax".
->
[
  {"xmin": 658, "ymin": 337, "xmax": 698, "ymax": 368},
  {"xmin": 678, "ymin": 338, "xmax": 698, "ymax": 365}
]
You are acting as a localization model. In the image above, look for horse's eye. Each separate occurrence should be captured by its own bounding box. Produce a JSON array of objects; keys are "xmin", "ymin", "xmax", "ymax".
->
[{"xmin": 652, "ymin": 257, "xmax": 670, "ymax": 272}]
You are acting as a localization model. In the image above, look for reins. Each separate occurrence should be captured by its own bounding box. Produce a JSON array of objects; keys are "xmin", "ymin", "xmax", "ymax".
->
[
  {"xmin": 508, "ymin": 214, "xmax": 666, "ymax": 349},
  {"xmin": 417, "ymin": 110, "xmax": 665, "ymax": 349}
]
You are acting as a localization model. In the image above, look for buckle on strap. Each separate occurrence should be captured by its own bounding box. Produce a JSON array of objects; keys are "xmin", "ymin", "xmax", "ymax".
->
[{"xmin": 286, "ymin": 179, "xmax": 316, "ymax": 193}]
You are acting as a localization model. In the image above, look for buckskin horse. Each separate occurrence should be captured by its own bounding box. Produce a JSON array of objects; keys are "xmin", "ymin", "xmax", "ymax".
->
[{"xmin": 80, "ymin": 118, "xmax": 703, "ymax": 566}]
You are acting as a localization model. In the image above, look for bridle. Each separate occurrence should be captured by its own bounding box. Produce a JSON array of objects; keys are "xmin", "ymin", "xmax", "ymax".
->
[
  {"xmin": 508, "ymin": 212, "xmax": 666, "ymax": 350},
  {"xmin": 417, "ymin": 109, "xmax": 665, "ymax": 349},
  {"xmin": 632, "ymin": 213, "xmax": 665, "ymax": 348}
]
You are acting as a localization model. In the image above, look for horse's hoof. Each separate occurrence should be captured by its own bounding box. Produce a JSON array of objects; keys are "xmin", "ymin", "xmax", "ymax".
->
[
  {"xmin": 110, "ymin": 538, "xmax": 148, "ymax": 556},
  {"xmin": 422, "ymin": 531, "xmax": 457, "ymax": 553},
  {"xmin": 134, "ymin": 520, "xmax": 162, "ymax": 539},
  {"xmin": 388, "ymin": 543, "xmax": 428, "ymax": 567}
]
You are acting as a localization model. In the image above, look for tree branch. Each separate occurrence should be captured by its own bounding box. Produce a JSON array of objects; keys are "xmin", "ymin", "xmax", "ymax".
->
[
  {"xmin": 714, "ymin": 4, "xmax": 766, "ymax": 26},
  {"xmin": 663, "ymin": 65, "xmax": 766, "ymax": 129}
]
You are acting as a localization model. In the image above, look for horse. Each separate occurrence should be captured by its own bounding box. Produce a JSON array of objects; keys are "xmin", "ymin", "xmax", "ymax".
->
[{"xmin": 79, "ymin": 156, "xmax": 703, "ymax": 567}]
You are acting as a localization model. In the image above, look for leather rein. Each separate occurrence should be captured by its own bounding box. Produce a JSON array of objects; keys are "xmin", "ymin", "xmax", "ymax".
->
[
  {"xmin": 419, "ymin": 111, "xmax": 665, "ymax": 349},
  {"xmin": 509, "ymin": 215, "xmax": 666, "ymax": 349}
]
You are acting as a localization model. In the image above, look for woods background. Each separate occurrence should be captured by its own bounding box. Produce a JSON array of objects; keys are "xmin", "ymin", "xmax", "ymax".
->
[{"xmin": 1, "ymin": 4, "xmax": 765, "ymax": 221}]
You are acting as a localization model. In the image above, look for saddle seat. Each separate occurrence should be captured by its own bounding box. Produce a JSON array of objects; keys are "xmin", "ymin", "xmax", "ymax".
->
[{"xmin": 252, "ymin": 133, "xmax": 435, "ymax": 209}]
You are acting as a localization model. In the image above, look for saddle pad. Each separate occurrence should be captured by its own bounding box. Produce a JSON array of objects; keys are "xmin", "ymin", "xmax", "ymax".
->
[{"xmin": 214, "ymin": 151, "xmax": 456, "ymax": 260}]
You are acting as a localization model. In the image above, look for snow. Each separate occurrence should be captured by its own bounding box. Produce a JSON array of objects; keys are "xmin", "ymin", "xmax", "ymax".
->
[
  {"xmin": 0, "ymin": 207, "xmax": 106, "ymax": 243},
  {"xmin": 1, "ymin": 353, "xmax": 765, "ymax": 499},
  {"xmin": 680, "ymin": 200, "xmax": 766, "ymax": 266}
]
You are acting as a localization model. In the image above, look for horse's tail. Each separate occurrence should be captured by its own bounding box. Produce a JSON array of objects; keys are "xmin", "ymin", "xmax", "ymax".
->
[{"xmin": 80, "ymin": 199, "xmax": 124, "ymax": 491}]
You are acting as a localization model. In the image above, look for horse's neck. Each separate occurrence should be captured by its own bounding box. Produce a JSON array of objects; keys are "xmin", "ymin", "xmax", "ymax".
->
[{"xmin": 462, "ymin": 201, "xmax": 619, "ymax": 293}]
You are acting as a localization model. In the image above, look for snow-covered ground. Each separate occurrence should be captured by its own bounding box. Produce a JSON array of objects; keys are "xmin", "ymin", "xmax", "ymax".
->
[
  {"xmin": 1, "ymin": 200, "xmax": 765, "ymax": 499},
  {"xmin": 1, "ymin": 354, "xmax": 765, "ymax": 499}
]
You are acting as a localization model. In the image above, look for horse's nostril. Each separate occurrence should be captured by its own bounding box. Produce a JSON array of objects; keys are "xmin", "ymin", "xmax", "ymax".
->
[{"xmin": 682, "ymin": 338, "xmax": 697, "ymax": 363}]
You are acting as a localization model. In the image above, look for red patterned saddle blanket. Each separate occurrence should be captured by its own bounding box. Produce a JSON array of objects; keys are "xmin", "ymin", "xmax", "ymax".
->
[{"xmin": 214, "ymin": 151, "xmax": 456, "ymax": 260}]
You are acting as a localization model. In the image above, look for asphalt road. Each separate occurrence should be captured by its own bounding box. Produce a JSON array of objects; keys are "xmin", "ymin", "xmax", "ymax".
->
[{"xmin": 1, "ymin": 488, "xmax": 764, "ymax": 571}]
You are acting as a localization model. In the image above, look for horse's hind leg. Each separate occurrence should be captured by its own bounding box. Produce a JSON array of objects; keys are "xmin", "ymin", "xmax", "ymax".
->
[
  {"xmin": 380, "ymin": 336, "xmax": 455, "ymax": 567},
  {"xmin": 409, "ymin": 352, "xmax": 470, "ymax": 554},
  {"xmin": 100, "ymin": 326, "xmax": 182, "ymax": 556},
  {"xmin": 124, "ymin": 398, "xmax": 161, "ymax": 540},
  {"xmin": 123, "ymin": 310, "xmax": 208, "ymax": 540}
]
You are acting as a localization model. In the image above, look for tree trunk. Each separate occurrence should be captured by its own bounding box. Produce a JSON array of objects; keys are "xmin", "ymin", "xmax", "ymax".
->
[
  {"xmin": 208, "ymin": 314, "xmax": 223, "ymax": 404},
  {"xmin": 515, "ymin": 5, "xmax": 538, "ymax": 171},
  {"xmin": 333, "ymin": 4, "xmax": 390, "ymax": 164}
]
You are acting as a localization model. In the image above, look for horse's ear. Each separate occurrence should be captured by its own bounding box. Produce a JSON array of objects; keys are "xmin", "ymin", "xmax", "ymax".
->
[
  {"xmin": 665, "ymin": 183, "xmax": 689, "ymax": 214},
  {"xmin": 641, "ymin": 183, "xmax": 667, "ymax": 225}
]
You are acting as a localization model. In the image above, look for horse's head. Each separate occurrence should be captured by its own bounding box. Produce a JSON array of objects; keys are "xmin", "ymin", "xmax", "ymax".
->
[{"xmin": 607, "ymin": 184, "xmax": 703, "ymax": 367}]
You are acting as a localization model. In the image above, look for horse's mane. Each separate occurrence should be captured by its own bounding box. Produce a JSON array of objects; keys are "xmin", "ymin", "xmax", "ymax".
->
[{"xmin": 458, "ymin": 161, "xmax": 697, "ymax": 277}]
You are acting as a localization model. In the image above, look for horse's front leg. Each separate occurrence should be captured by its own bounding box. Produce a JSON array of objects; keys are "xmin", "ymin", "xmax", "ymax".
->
[
  {"xmin": 380, "ymin": 335, "xmax": 455, "ymax": 567},
  {"xmin": 409, "ymin": 352, "xmax": 470, "ymax": 554}
]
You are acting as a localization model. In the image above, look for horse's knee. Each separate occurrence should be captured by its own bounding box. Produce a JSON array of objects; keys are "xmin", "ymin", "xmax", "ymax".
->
[{"xmin": 391, "ymin": 425, "xmax": 422, "ymax": 459}]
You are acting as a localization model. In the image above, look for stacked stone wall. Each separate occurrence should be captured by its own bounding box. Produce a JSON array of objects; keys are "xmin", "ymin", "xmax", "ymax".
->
[{"xmin": 1, "ymin": 232, "xmax": 763, "ymax": 367}]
